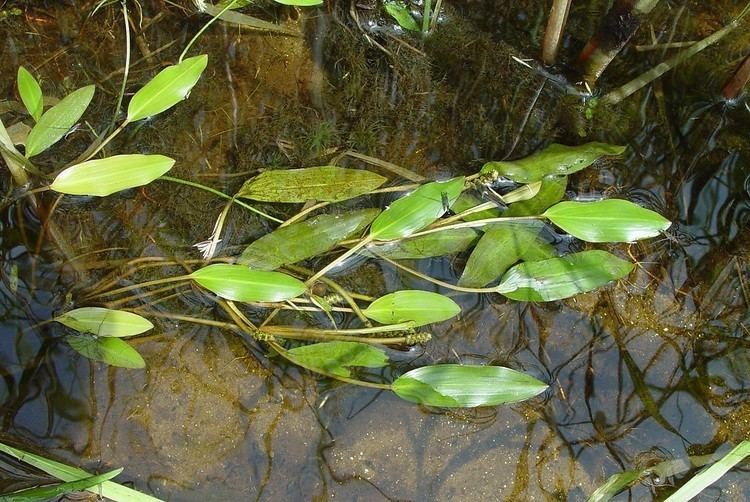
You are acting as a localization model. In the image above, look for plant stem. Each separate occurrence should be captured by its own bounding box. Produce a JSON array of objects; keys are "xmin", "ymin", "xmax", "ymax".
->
[
  {"xmin": 84, "ymin": 274, "xmax": 191, "ymax": 300},
  {"xmin": 542, "ymin": 0, "xmax": 572, "ymax": 65},
  {"xmin": 82, "ymin": 120, "xmax": 129, "ymax": 162},
  {"xmin": 394, "ymin": 215, "xmax": 541, "ymax": 240},
  {"xmin": 306, "ymin": 236, "xmax": 374, "ymax": 285},
  {"xmin": 374, "ymin": 252, "xmax": 500, "ymax": 293},
  {"xmin": 180, "ymin": 0, "xmax": 237, "ymax": 62},
  {"xmin": 111, "ymin": 1, "xmax": 131, "ymax": 132},
  {"xmin": 422, "ymin": 0, "xmax": 433, "ymax": 34},
  {"xmin": 263, "ymin": 321, "xmax": 415, "ymax": 336}
]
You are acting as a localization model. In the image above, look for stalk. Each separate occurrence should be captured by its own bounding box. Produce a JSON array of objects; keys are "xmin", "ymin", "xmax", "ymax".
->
[{"xmin": 542, "ymin": 0, "xmax": 572, "ymax": 65}]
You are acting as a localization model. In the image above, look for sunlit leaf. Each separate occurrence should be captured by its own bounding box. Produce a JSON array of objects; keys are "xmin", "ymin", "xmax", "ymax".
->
[
  {"xmin": 17, "ymin": 66, "xmax": 43, "ymax": 122},
  {"xmin": 190, "ymin": 263, "xmax": 306, "ymax": 302},
  {"xmin": 480, "ymin": 142, "xmax": 626, "ymax": 183},
  {"xmin": 502, "ymin": 180, "xmax": 542, "ymax": 203},
  {"xmin": 238, "ymin": 209, "xmax": 379, "ymax": 270},
  {"xmin": 67, "ymin": 335, "xmax": 146, "ymax": 369},
  {"xmin": 0, "ymin": 441, "xmax": 161, "ymax": 502},
  {"xmin": 363, "ymin": 290, "xmax": 460, "ymax": 327},
  {"xmin": 370, "ymin": 177, "xmax": 465, "ymax": 240},
  {"xmin": 50, "ymin": 154, "xmax": 175, "ymax": 196},
  {"xmin": 366, "ymin": 228, "xmax": 477, "ymax": 259},
  {"xmin": 273, "ymin": 0, "xmax": 323, "ymax": 5},
  {"xmin": 392, "ymin": 364, "xmax": 548, "ymax": 407},
  {"xmin": 287, "ymin": 342, "xmax": 388, "ymax": 377},
  {"xmin": 2, "ymin": 468, "xmax": 123, "ymax": 502},
  {"xmin": 452, "ymin": 192, "xmax": 502, "ymax": 221},
  {"xmin": 497, "ymin": 250, "xmax": 634, "ymax": 302},
  {"xmin": 127, "ymin": 55, "xmax": 208, "ymax": 122},
  {"xmin": 459, "ymin": 222, "xmax": 554, "ymax": 287},
  {"xmin": 587, "ymin": 470, "xmax": 643, "ymax": 502},
  {"xmin": 25, "ymin": 85, "xmax": 95, "ymax": 157},
  {"xmin": 384, "ymin": 1, "xmax": 420, "ymax": 31},
  {"xmin": 664, "ymin": 440, "xmax": 750, "ymax": 502},
  {"xmin": 543, "ymin": 199, "xmax": 671, "ymax": 243},
  {"xmin": 238, "ymin": 166, "xmax": 386, "ymax": 203},
  {"xmin": 55, "ymin": 307, "xmax": 153, "ymax": 337},
  {"xmin": 504, "ymin": 175, "xmax": 568, "ymax": 217}
]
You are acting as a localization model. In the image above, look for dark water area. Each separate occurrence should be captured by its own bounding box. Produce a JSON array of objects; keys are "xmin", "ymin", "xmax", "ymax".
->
[{"xmin": 1, "ymin": 0, "xmax": 749, "ymax": 500}]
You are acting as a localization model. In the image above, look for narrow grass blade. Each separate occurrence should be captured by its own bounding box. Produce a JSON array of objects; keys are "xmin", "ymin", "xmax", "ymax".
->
[{"xmin": 2, "ymin": 468, "xmax": 122, "ymax": 502}]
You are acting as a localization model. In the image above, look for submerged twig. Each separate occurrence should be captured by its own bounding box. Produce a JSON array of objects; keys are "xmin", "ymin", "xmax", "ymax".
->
[{"xmin": 542, "ymin": 0, "xmax": 572, "ymax": 65}]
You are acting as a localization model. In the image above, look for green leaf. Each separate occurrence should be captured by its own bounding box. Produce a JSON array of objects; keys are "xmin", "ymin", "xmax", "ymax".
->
[
  {"xmin": 370, "ymin": 177, "xmax": 465, "ymax": 240},
  {"xmin": 25, "ymin": 85, "xmax": 95, "ymax": 157},
  {"xmin": 67, "ymin": 335, "xmax": 146, "ymax": 369},
  {"xmin": 664, "ymin": 441, "xmax": 750, "ymax": 502},
  {"xmin": 384, "ymin": 1, "xmax": 420, "ymax": 31},
  {"xmin": 0, "ymin": 441, "xmax": 161, "ymax": 502},
  {"xmin": 55, "ymin": 308, "xmax": 153, "ymax": 337},
  {"xmin": 362, "ymin": 290, "xmax": 460, "ymax": 327},
  {"xmin": 2, "ymin": 468, "xmax": 123, "ymax": 502},
  {"xmin": 286, "ymin": 342, "xmax": 389, "ymax": 377},
  {"xmin": 190, "ymin": 264, "xmax": 306, "ymax": 302},
  {"xmin": 458, "ymin": 222, "xmax": 554, "ymax": 287},
  {"xmin": 17, "ymin": 66, "xmax": 43, "ymax": 122},
  {"xmin": 126, "ymin": 55, "xmax": 208, "ymax": 122},
  {"xmin": 273, "ymin": 0, "xmax": 323, "ymax": 5},
  {"xmin": 587, "ymin": 470, "xmax": 643, "ymax": 502},
  {"xmin": 502, "ymin": 180, "xmax": 542, "ymax": 203},
  {"xmin": 366, "ymin": 228, "xmax": 478, "ymax": 259},
  {"xmin": 543, "ymin": 199, "xmax": 671, "ymax": 243},
  {"xmin": 505, "ymin": 175, "xmax": 568, "ymax": 217},
  {"xmin": 452, "ymin": 192, "xmax": 502, "ymax": 221},
  {"xmin": 480, "ymin": 142, "xmax": 626, "ymax": 183},
  {"xmin": 497, "ymin": 250, "xmax": 634, "ymax": 302},
  {"xmin": 238, "ymin": 209, "xmax": 379, "ymax": 270},
  {"xmin": 238, "ymin": 166, "xmax": 386, "ymax": 203},
  {"xmin": 50, "ymin": 154, "xmax": 175, "ymax": 196},
  {"xmin": 392, "ymin": 364, "xmax": 548, "ymax": 407}
]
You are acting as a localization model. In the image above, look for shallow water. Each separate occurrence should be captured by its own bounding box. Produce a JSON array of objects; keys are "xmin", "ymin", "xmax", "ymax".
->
[{"xmin": 1, "ymin": 0, "xmax": 749, "ymax": 500}]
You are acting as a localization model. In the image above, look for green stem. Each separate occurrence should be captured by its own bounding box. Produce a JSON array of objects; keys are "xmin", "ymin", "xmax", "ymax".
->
[
  {"xmin": 263, "ymin": 321, "xmax": 415, "ymax": 336},
  {"xmin": 391, "ymin": 215, "xmax": 541, "ymax": 240},
  {"xmin": 422, "ymin": 0, "xmax": 433, "ymax": 33},
  {"xmin": 180, "ymin": 0, "xmax": 238, "ymax": 62},
  {"xmin": 374, "ymin": 252, "xmax": 500, "ymax": 293},
  {"xmin": 84, "ymin": 274, "xmax": 191, "ymax": 300},
  {"xmin": 82, "ymin": 120, "xmax": 129, "ymax": 162},
  {"xmin": 306, "ymin": 236, "xmax": 374, "ymax": 285},
  {"xmin": 111, "ymin": 1, "xmax": 131, "ymax": 131}
]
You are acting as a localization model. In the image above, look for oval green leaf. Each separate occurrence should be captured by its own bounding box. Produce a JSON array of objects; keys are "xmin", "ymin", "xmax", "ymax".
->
[
  {"xmin": 384, "ymin": 1, "xmax": 420, "ymax": 31},
  {"xmin": 17, "ymin": 66, "xmax": 43, "ymax": 122},
  {"xmin": 363, "ymin": 290, "xmax": 460, "ymax": 327},
  {"xmin": 286, "ymin": 341, "xmax": 389, "ymax": 377},
  {"xmin": 238, "ymin": 208, "xmax": 379, "ymax": 270},
  {"xmin": 366, "ymin": 227, "xmax": 477, "ymax": 259},
  {"xmin": 50, "ymin": 154, "xmax": 175, "ymax": 196},
  {"xmin": 190, "ymin": 263, "xmax": 307, "ymax": 302},
  {"xmin": 370, "ymin": 177, "xmax": 465, "ymax": 240},
  {"xmin": 55, "ymin": 307, "xmax": 153, "ymax": 337},
  {"xmin": 67, "ymin": 335, "xmax": 146, "ymax": 369},
  {"xmin": 25, "ymin": 85, "xmax": 95, "ymax": 157},
  {"xmin": 127, "ymin": 54, "xmax": 208, "ymax": 122},
  {"xmin": 543, "ymin": 199, "xmax": 672, "ymax": 242},
  {"xmin": 497, "ymin": 250, "xmax": 634, "ymax": 302},
  {"xmin": 392, "ymin": 364, "xmax": 548, "ymax": 407},
  {"xmin": 480, "ymin": 142, "xmax": 626, "ymax": 183},
  {"xmin": 238, "ymin": 166, "xmax": 386, "ymax": 203}
]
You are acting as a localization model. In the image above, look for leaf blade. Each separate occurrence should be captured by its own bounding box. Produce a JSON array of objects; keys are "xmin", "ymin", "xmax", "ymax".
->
[
  {"xmin": 67, "ymin": 335, "xmax": 146, "ymax": 369},
  {"xmin": 384, "ymin": 2, "xmax": 420, "ymax": 31},
  {"xmin": 25, "ymin": 85, "xmax": 95, "ymax": 157},
  {"xmin": 55, "ymin": 308, "xmax": 153, "ymax": 337},
  {"xmin": 2, "ymin": 468, "xmax": 123, "ymax": 502},
  {"xmin": 17, "ymin": 66, "xmax": 44, "ymax": 122},
  {"xmin": 366, "ymin": 227, "xmax": 477, "ymax": 259},
  {"xmin": 362, "ymin": 290, "xmax": 460, "ymax": 327},
  {"xmin": 190, "ymin": 264, "xmax": 307, "ymax": 302},
  {"xmin": 286, "ymin": 342, "xmax": 388, "ymax": 377}
]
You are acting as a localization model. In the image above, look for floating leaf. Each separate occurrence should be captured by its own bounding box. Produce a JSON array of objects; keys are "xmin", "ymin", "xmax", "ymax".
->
[
  {"xmin": 363, "ymin": 290, "xmax": 460, "ymax": 327},
  {"xmin": 2, "ymin": 468, "xmax": 123, "ymax": 502},
  {"xmin": 384, "ymin": 1, "xmax": 420, "ymax": 31},
  {"xmin": 127, "ymin": 55, "xmax": 208, "ymax": 122},
  {"xmin": 238, "ymin": 209, "xmax": 379, "ymax": 270},
  {"xmin": 587, "ymin": 470, "xmax": 643, "ymax": 502},
  {"xmin": 25, "ymin": 85, "xmax": 95, "ymax": 157},
  {"xmin": 0, "ymin": 441, "xmax": 161, "ymax": 502},
  {"xmin": 370, "ymin": 177, "xmax": 465, "ymax": 240},
  {"xmin": 190, "ymin": 264, "xmax": 306, "ymax": 302},
  {"xmin": 459, "ymin": 222, "xmax": 554, "ymax": 287},
  {"xmin": 55, "ymin": 307, "xmax": 153, "ymax": 337},
  {"xmin": 274, "ymin": 0, "xmax": 323, "ymax": 5},
  {"xmin": 287, "ymin": 342, "xmax": 389, "ymax": 377},
  {"xmin": 543, "ymin": 199, "xmax": 671, "ymax": 242},
  {"xmin": 238, "ymin": 166, "xmax": 386, "ymax": 203},
  {"xmin": 366, "ymin": 228, "xmax": 477, "ymax": 259},
  {"xmin": 505, "ymin": 175, "xmax": 568, "ymax": 217},
  {"xmin": 17, "ymin": 66, "xmax": 43, "ymax": 121},
  {"xmin": 480, "ymin": 143, "xmax": 626, "ymax": 183},
  {"xmin": 497, "ymin": 250, "xmax": 634, "ymax": 302},
  {"xmin": 50, "ymin": 154, "xmax": 175, "ymax": 196},
  {"xmin": 392, "ymin": 364, "xmax": 548, "ymax": 407},
  {"xmin": 67, "ymin": 335, "xmax": 146, "ymax": 369}
]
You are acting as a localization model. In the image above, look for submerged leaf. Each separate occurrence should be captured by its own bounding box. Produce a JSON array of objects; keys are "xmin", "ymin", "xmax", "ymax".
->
[
  {"xmin": 17, "ymin": 66, "xmax": 43, "ymax": 121},
  {"xmin": 497, "ymin": 250, "xmax": 634, "ymax": 302},
  {"xmin": 25, "ymin": 85, "xmax": 95, "ymax": 157},
  {"xmin": 363, "ymin": 290, "xmax": 460, "ymax": 327},
  {"xmin": 481, "ymin": 143, "xmax": 626, "ymax": 183},
  {"xmin": 544, "ymin": 199, "xmax": 671, "ymax": 242},
  {"xmin": 2, "ymin": 468, "xmax": 123, "ymax": 502},
  {"xmin": 452, "ymin": 192, "xmax": 502, "ymax": 221},
  {"xmin": 366, "ymin": 228, "xmax": 477, "ymax": 259},
  {"xmin": 384, "ymin": 1, "xmax": 420, "ymax": 31},
  {"xmin": 238, "ymin": 209, "xmax": 379, "ymax": 270},
  {"xmin": 370, "ymin": 177, "xmax": 465, "ymax": 240},
  {"xmin": 55, "ymin": 307, "xmax": 153, "ymax": 337},
  {"xmin": 392, "ymin": 364, "xmax": 548, "ymax": 407},
  {"xmin": 50, "ymin": 154, "xmax": 175, "ymax": 196},
  {"xmin": 238, "ymin": 166, "xmax": 386, "ymax": 203},
  {"xmin": 587, "ymin": 470, "xmax": 643, "ymax": 502},
  {"xmin": 127, "ymin": 55, "xmax": 208, "ymax": 122},
  {"xmin": 505, "ymin": 175, "xmax": 568, "ymax": 217},
  {"xmin": 190, "ymin": 264, "xmax": 306, "ymax": 302},
  {"xmin": 287, "ymin": 342, "xmax": 388, "ymax": 377},
  {"xmin": 67, "ymin": 335, "xmax": 146, "ymax": 369}
]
